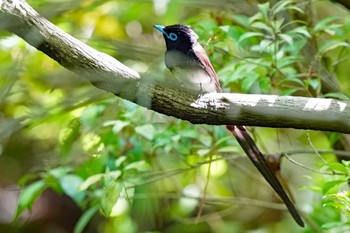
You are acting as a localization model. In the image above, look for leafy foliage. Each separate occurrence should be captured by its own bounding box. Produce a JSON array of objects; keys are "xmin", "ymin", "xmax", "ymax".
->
[{"xmin": 1, "ymin": 0, "xmax": 350, "ymax": 233}]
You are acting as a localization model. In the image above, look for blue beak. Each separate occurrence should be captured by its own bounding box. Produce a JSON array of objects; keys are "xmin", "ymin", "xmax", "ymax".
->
[{"xmin": 153, "ymin": 25, "xmax": 166, "ymax": 35}]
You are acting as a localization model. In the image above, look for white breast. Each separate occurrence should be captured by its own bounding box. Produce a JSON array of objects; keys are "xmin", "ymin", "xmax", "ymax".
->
[
  {"xmin": 165, "ymin": 50, "xmax": 218, "ymax": 93},
  {"xmin": 171, "ymin": 66, "xmax": 218, "ymax": 93}
]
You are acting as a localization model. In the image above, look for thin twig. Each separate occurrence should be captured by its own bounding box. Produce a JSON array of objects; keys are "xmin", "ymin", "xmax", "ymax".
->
[
  {"xmin": 306, "ymin": 133, "xmax": 328, "ymax": 164},
  {"xmin": 196, "ymin": 154, "xmax": 213, "ymax": 222}
]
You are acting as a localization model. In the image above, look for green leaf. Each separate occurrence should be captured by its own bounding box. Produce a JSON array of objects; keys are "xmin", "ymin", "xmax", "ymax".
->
[
  {"xmin": 288, "ymin": 5, "xmax": 305, "ymax": 14},
  {"xmin": 322, "ymin": 221, "xmax": 350, "ymax": 230},
  {"xmin": 73, "ymin": 206, "xmax": 99, "ymax": 233},
  {"xmin": 59, "ymin": 119, "xmax": 81, "ymax": 157},
  {"xmin": 257, "ymin": 2, "xmax": 270, "ymax": 21},
  {"xmin": 251, "ymin": 22, "xmax": 273, "ymax": 34},
  {"xmin": 279, "ymin": 33, "xmax": 293, "ymax": 45},
  {"xmin": 197, "ymin": 148, "xmax": 210, "ymax": 156},
  {"xmin": 271, "ymin": 0, "xmax": 294, "ymax": 15},
  {"xmin": 239, "ymin": 32, "xmax": 265, "ymax": 43},
  {"xmin": 319, "ymin": 41, "xmax": 349, "ymax": 55},
  {"xmin": 43, "ymin": 167, "xmax": 71, "ymax": 193},
  {"xmin": 115, "ymin": 156, "xmax": 127, "ymax": 167},
  {"xmin": 135, "ymin": 124, "xmax": 155, "ymax": 140},
  {"xmin": 326, "ymin": 163, "xmax": 349, "ymax": 175},
  {"xmin": 342, "ymin": 160, "xmax": 350, "ymax": 167},
  {"xmin": 79, "ymin": 174, "xmax": 104, "ymax": 191},
  {"xmin": 323, "ymin": 192, "xmax": 350, "ymax": 211},
  {"xmin": 306, "ymin": 79, "xmax": 320, "ymax": 90},
  {"xmin": 60, "ymin": 174, "xmax": 85, "ymax": 204},
  {"xmin": 313, "ymin": 16, "xmax": 340, "ymax": 33},
  {"xmin": 280, "ymin": 88, "xmax": 298, "ymax": 96},
  {"xmin": 80, "ymin": 105, "xmax": 105, "ymax": 127},
  {"xmin": 322, "ymin": 92, "xmax": 349, "ymax": 100},
  {"xmin": 278, "ymin": 76, "xmax": 305, "ymax": 87},
  {"xmin": 15, "ymin": 180, "xmax": 46, "ymax": 220},
  {"xmin": 231, "ymin": 15, "xmax": 250, "ymax": 27},
  {"xmin": 17, "ymin": 174, "xmax": 38, "ymax": 187},
  {"xmin": 195, "ymin": 19, "xmax": 218, "ymax": 32},
  {"xmin": 253, "ymin": 39, "xmax": 274, "ymax": 53},
  {"xmin": 213, "ymin": 136, "xmax": 232, "ymax": 147},
  {"xmin": 103, "ymin": 120, "xmax": 130, "ymax": 134},
  {"xmin": 322, "ymin": 179, "xmax": 348, "ymax": 194},
  {"xmin": 241, "ymin": 73, "xmax": 259, "ymax": 92},
  {"xmin": 276, "ymin": 56, "xmax": 301, "ymax": 69},
  {"xmin": 271, "ymin": 19, "xmax": 284, "ymax": 32},
  {"xmin": 288, "ymin": 26, "xmax": 311, "ymax": 38},
  {"xmin": 223, "ymin": 26, "xmax": 246, "ymax": 41},
  {"xmin": 249, "ymin": 12, "xmax": 263, "ymax": 24},
  {"xmin": 101, "ymin": 182, "xmax": 121, "ymax": 216},
  {"xmin": 48, "ymin": 167, "xmax": 71, "ymax": 178},
  {"xmin": 106, "ymin": 170, "xmax": 122, "ymax": 180},
  {"xmin": 75, "ymin": 154, "xmax": 107, "ymax": 178},
  {"xmin": 125, "ymin": 161, "xmax": 150, "ymax": 172}
]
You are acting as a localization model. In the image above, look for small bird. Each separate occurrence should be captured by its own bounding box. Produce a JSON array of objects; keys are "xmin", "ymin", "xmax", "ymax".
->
[{"xmin": 154, "ymin": 24, "xmax": 304, "ymax": 227}]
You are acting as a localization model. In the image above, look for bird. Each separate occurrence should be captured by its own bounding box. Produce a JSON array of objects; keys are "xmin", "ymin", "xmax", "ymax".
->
[{"xmin": 154, "ymin": 24, "xmax": 305, "ymax": 227}]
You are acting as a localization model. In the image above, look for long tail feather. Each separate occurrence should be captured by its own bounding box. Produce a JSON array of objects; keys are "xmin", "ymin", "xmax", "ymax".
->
[{"xmin": 226, "ymin": 125, "xmax": 304, "ymax": 227}]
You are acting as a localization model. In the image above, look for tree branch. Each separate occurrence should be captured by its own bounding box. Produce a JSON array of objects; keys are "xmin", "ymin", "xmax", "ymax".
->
[{"xmin": 0, "ymin": 0, "xmax": 349, "ymax": 133}]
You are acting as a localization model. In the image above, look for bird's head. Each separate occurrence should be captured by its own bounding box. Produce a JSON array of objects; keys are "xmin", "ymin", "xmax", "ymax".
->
[{"xmin": 154, "ymin": 24, "xmax": 198, "ymax": 53}]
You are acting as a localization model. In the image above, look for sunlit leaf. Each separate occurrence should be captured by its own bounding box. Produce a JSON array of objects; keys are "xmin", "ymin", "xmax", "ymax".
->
[
  {"xmin": 322, "ymin": 92, "xmax": 350, "ymax": 100},
  {"xmin": 110, "ymin": 120, "xmax": 130, "ymax": 134},
  {"xmin": 239, "ymin": 32, "xmax": 265, "ymax": 42},
  {"xmin": 271, "ymin": 0, "xmax": 294, "ymax": 15},
  {"xmin": 321, "ymin": 221, "xmax": 350, "ymax": 230},
  {"xmin": 306, "ymin": 79, "xmax": 320, "ymax": 90},
  {"xmin": 272, "ymin": 19, "xmax": 284, "ymax": 31},
  {"xmin": 79, "ymin": 174, "xmax": 104, "ymax": 191},
  {"xmin": 257, "ymin": 2, "xmax": 270, "ymax": 21},
  {"xmin": 135, "ymin": 124, "xmax": 155, "ymax": 140},
  {"xmin": 325, "ymin": 163, "xmax": 349, "ymax": 175},
  {"xmin": 197, "ymin": 148, "xmax": 210, "ymax": 156},
  {"xmin": 278, "ymin": 76, "xmax": 305, "ymax": 87},
  {"xmin": 288, "ymin": 26, "xmax": 311, "ymax": 38},
  {"xmin": 115, "ymin": 156, "xmax": 127, "ymax": 167},
  {"xmin": 288, "ymin": 6, "xmax": 305, "ymax": 14},
  {"xmin": 279, "ymin": 33, "xmax": 293, "ymax": 45},
  {"xmin": 80, "ymin": 105, "xmax": 105, "ymax": 127},
  {"xmin": 313, "ymin": 16, "xmax": 340, "ymax": 33},
  {"xmin": 100, "ymin": 182, "xmax": 120, "ymax": 216},
  {"xmin": 60, "ymin": 174, "xmax": 85, "ymax": 204},
  {"xmin": 251, "ymin": 22, "xmax": 273, "ymax": 34},
  {"xmin": 125, "ymin": 161, "xmax": 150, "ymax": 172},
  {"xmin": 15, "ymin": 180, "xmax": 46, "ymax": 220},
  {"xmin": 322, "ymin": 179, "xmax": 348, "ymax": 194},
  {"xmin": 59, "ymin": 119, "xmax": 81, "ymax": 157},
  {"xmin": 319, "ymin": 41, "xmax": 349, "ymax": 55}
]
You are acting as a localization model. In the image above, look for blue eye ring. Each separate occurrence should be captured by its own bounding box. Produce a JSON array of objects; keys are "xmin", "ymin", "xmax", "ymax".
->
[
  {"xmin": 168, "ymin": 33, "xmax": 178, "ymax": 41},
  {"xmin": 153, "ymin": 25, "xmax": 178, "ymax": 41}
]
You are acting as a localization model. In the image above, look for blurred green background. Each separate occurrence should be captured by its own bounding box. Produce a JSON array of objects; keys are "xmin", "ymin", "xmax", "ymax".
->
[{"xmin": 1, "ymin": 0, "xmax": 350, "ymax": 232}]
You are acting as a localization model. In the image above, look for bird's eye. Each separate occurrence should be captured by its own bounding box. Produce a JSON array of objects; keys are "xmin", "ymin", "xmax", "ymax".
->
[{"xmin": 168, "ymin": 33, "xmax": 178, "ymax": 41}]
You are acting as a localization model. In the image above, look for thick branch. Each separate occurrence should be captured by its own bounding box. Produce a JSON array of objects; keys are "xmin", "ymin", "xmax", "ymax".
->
[{"xmin": 0, "ymin": 0, "xmax": 349, "ymax": 133}]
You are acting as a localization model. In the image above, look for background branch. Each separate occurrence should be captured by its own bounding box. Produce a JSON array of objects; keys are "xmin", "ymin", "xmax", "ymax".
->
[{"xmin": 0, "ymin": 0, "xmax": 349, "ymax": 133}]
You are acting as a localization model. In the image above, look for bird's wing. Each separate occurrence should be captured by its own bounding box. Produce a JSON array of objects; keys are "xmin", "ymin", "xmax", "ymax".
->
[{"xmin": 192, "ymin": 42, "xmax": 222, "ymax": 92}]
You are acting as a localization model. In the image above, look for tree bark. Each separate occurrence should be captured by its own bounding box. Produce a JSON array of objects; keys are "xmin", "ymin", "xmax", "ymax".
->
[{"xmin": 0, "ymin": 0, "xmax": 349, "ymax": 133}]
